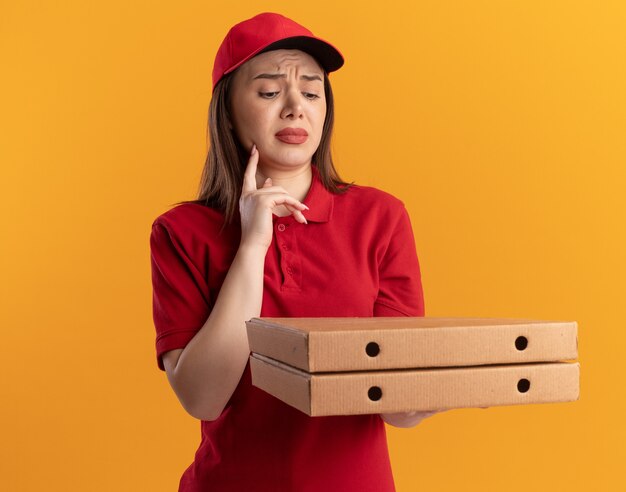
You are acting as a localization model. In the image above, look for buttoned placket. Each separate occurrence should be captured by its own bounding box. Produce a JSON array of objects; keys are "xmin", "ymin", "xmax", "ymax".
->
[{"xmin": 273, "ymin": 215, "xmax": 302, "ymax": 291}]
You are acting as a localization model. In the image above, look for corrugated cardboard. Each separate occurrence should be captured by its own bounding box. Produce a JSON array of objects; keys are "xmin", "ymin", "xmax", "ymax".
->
[
  {"xmin": 250, "ymin": 353, "xmax": 581, "ymax": 416},
  {"xmin": 245, "ymin": 317, "xmax": 578, "ymax": 372}
]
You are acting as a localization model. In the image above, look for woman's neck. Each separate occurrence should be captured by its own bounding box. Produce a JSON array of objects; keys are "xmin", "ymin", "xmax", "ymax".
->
[{"xmin": 255, "ymin": 164, "xmax": 313, "ymax": 203}]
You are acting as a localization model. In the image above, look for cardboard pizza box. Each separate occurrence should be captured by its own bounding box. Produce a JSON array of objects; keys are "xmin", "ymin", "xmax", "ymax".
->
[
  {"xmin": 245, "ymin": 317, "xmax": 578, "ymax": 372},
  {"xmin": 249, "ymin": 353, "xmax": 580, "ymax": 416}
]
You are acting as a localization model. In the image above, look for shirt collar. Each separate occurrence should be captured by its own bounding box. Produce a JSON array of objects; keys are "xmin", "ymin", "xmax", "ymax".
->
[{"xmin": 301, "ymin": 165, "xmax": 334, "ymax": 223}]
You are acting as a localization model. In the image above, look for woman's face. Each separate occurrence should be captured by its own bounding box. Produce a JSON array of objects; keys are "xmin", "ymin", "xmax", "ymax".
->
[{"xmin": 229, "ymin": 49, "xmax": 326, "ymax": 172}]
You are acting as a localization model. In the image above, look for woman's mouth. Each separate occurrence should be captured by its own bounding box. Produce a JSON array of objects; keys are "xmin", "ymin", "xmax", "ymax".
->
[{"xmin": 275, "ymin": 128, "xmax": 308, "ymax": 145}]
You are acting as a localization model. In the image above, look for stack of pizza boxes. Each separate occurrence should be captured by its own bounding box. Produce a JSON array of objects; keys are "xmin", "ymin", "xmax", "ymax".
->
[{"xmin": 245, "ymin": 317, "xmax": 580, "ymax": 416}]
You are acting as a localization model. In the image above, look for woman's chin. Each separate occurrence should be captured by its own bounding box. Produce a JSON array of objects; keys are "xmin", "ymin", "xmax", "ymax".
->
[{"xmin": 261, "ymin": 147, "xmax": 313, "ymax": 169}]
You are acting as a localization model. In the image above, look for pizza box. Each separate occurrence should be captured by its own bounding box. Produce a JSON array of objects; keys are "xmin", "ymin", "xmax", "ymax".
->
[
  {"xmin": 245, "ymin": 317, "xmax": 578, "ymax": 372},
  {"xmin": 249, "ymin": 353, "xmax": 580, "ymax": 416}
]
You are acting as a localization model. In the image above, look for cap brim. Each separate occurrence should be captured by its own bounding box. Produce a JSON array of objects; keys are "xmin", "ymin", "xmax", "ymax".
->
[
  {"xmin": 258, "ymin": 36, "xmax": 344, "ymax": 73},
  {"xmin": 224, "ymin": 35, "xmax": 344, "ymax": 77}
]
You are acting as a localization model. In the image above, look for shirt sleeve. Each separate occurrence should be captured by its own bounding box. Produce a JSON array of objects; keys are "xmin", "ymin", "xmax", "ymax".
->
[
  {"xmin": 373, "ymin": 204, "xmax": 425, "ymax": 317},
  {"xmin": 150, "ymin": 219, "xmax": 212, "ymax": 371}
]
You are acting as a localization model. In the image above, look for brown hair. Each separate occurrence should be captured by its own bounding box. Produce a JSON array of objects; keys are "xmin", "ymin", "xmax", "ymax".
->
[{"xmin": 174, "ymin": 66, "xmax": 353, "ymax": 225}]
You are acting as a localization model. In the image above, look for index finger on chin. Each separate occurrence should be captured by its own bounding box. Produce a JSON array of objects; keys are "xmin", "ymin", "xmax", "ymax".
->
[{"xmin": 242, "ymin": 144, "xmax": 259, "ymax": 193}]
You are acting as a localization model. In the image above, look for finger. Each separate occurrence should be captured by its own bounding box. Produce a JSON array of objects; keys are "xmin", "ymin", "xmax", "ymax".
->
[
  {"xmin": 253, "ymin": 185, "xmax": 290, "ymax": 195},
  {"xmin": 268, "ymin": 195, "xmax": 310, "ymax": 216},
  {"xmin": 262, "ymin": 177, "xmax": 273, "ymax": 188},
  {"xmin": 272, "ymin": 197, "xmax": 308, "ymax": 224},
  {"xmin": 242, "ymin": 144, "xmax": 259, "ymax": 194},
  {"xmin": 283, "ymin": 204, "xmax": 308, "ymax": 224},
  {"xmin": 253, "ymin": 186, "xmax": 311, "ymax": 211},
  {"xmin": 274, "ymin": 198, "xmax": 309, "ymax": 214},
  {"xmin": 283, "ymin": 202, "xmax": 309, "ymax": 214},
  {"xmin": 258, "ymin": 193, "xmax": 308, "ymax": 211}
]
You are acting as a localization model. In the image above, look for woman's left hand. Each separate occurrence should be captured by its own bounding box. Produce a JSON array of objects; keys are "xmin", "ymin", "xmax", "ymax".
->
[{"xmin": 380, "ymin": 409, "xmax": 447, "ymax": 428}]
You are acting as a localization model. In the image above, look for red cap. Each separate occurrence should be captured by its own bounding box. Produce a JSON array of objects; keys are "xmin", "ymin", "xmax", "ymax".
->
[{"xmin": 212, "ymin": 12, "xmax": 345, "ymax": 92}]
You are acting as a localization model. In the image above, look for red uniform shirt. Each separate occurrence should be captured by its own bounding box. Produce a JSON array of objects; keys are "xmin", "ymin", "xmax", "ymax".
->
[{"xmin": 150, "ymin": 165, "xmax": 425, "ymax": 492}]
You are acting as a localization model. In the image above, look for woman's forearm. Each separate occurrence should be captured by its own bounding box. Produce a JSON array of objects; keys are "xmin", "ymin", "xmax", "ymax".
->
[
  {"xmin": 165, "ymin": 143, "xmax": 309, "ymax": 421},
  {"xmin": 168, "ymin": 243, "xmax": 266, "ymax": 420}
]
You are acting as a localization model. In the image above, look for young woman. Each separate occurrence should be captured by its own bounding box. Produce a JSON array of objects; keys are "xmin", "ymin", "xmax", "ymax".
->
[{"xmin": 150, "ymin": 12, "xmax": 441, "ymax": 492}]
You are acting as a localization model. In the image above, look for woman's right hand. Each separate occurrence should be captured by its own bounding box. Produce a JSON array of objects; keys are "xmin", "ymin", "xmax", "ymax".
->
[{"xmin": 239, "ymin": 143, "xmax": 309, "ymax": 252}]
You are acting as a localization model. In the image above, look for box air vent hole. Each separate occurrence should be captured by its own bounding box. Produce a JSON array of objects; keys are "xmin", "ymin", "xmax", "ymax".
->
[
  {"xmin": 515, "ymin": 336, "xmax": 528, "ymax": 351},
  {"xmin": 365, "ymin": 342, "xmax": 380, "ymax": 357},
  {"xmin": 368, "ymin": 386, "xmax": 383, "ymax": 401},
  {"xmin": 517, "ymin": 378, "xmax": 531, "ymax": 393}
]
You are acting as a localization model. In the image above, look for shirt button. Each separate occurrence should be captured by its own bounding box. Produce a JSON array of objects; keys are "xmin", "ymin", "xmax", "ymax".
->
[
  {"xmin": 287, "ymin": 266, "xmax": 293, "ymax": 275},
  {"xmin": 277, "ymin": 224, "xmax": 286, "ymax": 232},
  {"xmin": 282, "ymin": 244, "xmax": 289, "ymax": 251}
]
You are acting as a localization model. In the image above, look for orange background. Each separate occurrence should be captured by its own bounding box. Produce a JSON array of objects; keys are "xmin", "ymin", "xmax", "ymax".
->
[{"xmin": 1, "ymin": 1, "xmax": 624, "ymax": 490}]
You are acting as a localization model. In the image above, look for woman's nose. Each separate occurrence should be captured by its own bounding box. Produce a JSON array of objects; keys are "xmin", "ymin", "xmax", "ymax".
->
[{"xmin": 280, "ymin": 89, "xmax": 304, "ymax": 119}]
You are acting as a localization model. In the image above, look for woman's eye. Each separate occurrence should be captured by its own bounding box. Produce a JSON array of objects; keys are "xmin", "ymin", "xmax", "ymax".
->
[{"xmin": 258, "ymin": 92, "xmax": 320, "ymax": 100}]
